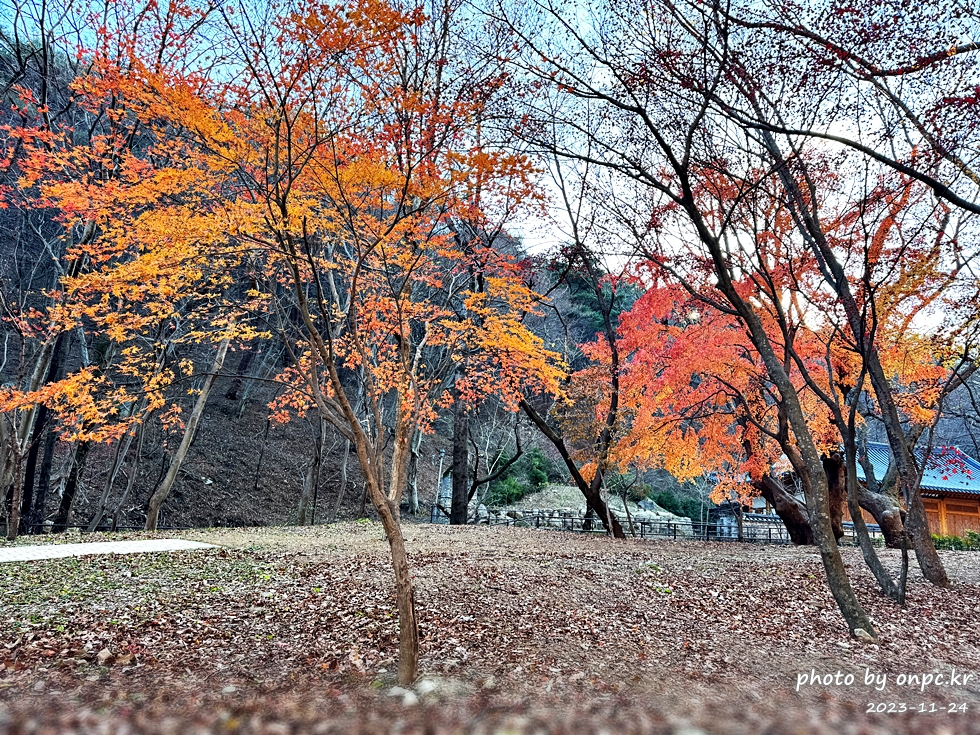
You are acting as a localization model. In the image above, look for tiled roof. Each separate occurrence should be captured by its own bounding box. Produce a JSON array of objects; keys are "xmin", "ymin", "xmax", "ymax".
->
[{"xmin": 856, "ymin": 442, "xmax": 980, "ymax": 496}]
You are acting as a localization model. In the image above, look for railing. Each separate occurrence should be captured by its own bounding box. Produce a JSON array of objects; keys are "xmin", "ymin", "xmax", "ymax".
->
[{"xmin": 481, "ymin": 511, "xmax": 887, "ymax": 547}]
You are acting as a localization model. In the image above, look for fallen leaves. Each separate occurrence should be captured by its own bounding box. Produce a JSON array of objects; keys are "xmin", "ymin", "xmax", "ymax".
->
[{"xmin": 0, "ymin": 524, "xmax": 978, "ymax": 734}]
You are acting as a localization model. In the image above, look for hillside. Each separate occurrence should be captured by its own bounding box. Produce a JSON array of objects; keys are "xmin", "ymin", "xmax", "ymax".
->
[{"xmin": 31, "ymin": 383, "xmax": 448, "ymax": 532}]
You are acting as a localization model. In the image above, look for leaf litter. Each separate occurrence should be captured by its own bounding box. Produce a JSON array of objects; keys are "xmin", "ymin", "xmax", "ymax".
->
[{"xmin": 1, "ymin": 522, "xmax": 978, "ymax": 734}]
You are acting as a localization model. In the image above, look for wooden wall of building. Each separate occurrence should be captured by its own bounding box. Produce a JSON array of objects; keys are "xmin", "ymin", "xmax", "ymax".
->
[{"xmin": 923, "ymin": 497, "xmax": 980, "ymax": 536}]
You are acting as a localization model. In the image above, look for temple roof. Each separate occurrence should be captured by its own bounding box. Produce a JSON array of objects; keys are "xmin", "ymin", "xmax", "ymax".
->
[{"xmin": 857, "ymin": 442, "xmax": 980, "ymax": 496}]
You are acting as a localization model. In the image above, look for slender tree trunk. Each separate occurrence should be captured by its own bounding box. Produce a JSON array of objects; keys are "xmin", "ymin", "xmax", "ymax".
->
[
  {"xmin": 519, "ymin": 399, "xmax": 626, "ymax": 538},
  {"xmin": 111, "ymin": 422, "xmax": 145, "ymax": 531},
  {"xmin": 87, "ymin": 428, "xmax": 136, "ymax": 531},
  {"xmin": 406, "ymin": 429, "xmax": 422, "ymax": 515},
  {"xmin": 379, "ymin": 494, "xmax": 418, "ymax": 686},
  {"xmin": 19, "ymin": 405, "xmax": 48, "ymax": 535},
  {"xmin": 6, "ymin": 461, "xmax": 24, "ymax": 541},
  {"xmin": 29, "ymin": 419, "xmax": 58, "ymax": 531},
  {"xmin": 251, "ymin": 416, "xmax": 271, "ymax": 495},
  {"xmin": 450, "ymin": 392, "xmax": 469, "ymax": 524},
  {"xmin": 759, "ymin": 128, "xmax": 947, "ymax": 587},
  {"xmin": 146, "ymin": 338, "xmax": 230, "ymax": 531},
  {"xmin": 52, "ymin": 441, "xmax": 91, "ymax": 532},
  {"xmin": 622, "ymin": 491, "xmax": 636, "ymax": 537},
  {"xmin": 0, "ymin": 420, "xmax": 14, "ymax": 538},
  {"xmin": 298, "ymin": 416, "xmax": 326, "ymax": 525},
  {"xmin": 328, "ymin": 439, "xmax": 350, "ymax": 522},
  {"xmin": 20, "ymin": 334, "xmax": 67, "ymax": 534},
  {"xmin": 842, "ymin": 444, "xmax": 902, "ymax": 600},
  {"xmin": 224, "ymin": 341, "xmax": 257, "ymax": 400},
  {"xmin": 686, "ymin": 199, "xmax": 875, "ymax": 636},
  {"xmin": 349, "ymin": 433, "xmax": 418, "ymax": 684},
  {"xmin": 358, "ymin": 483, "xmax": 369, "ymax": 518}
]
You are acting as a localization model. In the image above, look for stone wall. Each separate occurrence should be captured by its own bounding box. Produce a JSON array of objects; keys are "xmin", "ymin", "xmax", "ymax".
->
[{"xmin": 474, "ymin": 505, "xmax": 693, "ymax": 536}]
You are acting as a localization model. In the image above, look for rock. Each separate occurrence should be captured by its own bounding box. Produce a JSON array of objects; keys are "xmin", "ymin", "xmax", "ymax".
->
[
  {"xmin": 414, "ymin": 676, "xmax": 473, "ymax": 700},
  {"xmin": 853, "ymin": 628, "xmax": 876, "ymax": 643},
  {"xmin": 96, "ymin": 648, "xmax": 113, "ymax": 666},
  {"xmin": 387, "ymin": 686, "xmax": 419, "ymax": 706}
]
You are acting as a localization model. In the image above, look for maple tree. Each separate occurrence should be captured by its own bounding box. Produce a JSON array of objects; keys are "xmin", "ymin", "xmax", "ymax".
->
[
  {"xmin": 638, "ymin": 0, "xmax": 980, "ymax": 587},
  {"xmin": 491, "ymin": 0, "xmax": 980, "ymax": 632},
  {"xmin": 0, "ymin": 0, "xmax": 246, "ymax": 540},
  {"xmin": 77, "ymin": 0, "xmax": 559, "ymax": 683},
  {"xmin": 1, "ymin": 0, "xmax": 976, "ymax": 695},
  {"xmin": 2, "ymin": 0, "xmax": 562, "ymax": 681}
]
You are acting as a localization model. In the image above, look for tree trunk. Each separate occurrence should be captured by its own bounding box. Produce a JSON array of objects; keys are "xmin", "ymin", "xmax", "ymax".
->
[
  {"xmin": 754, "ymin": 475, "xmax": 814, "ymax": 545},
  {"xmin": 6, "ymin": 464, "xmax": 24, "ymax": 541},
  {"xmin": 298, "ymin": 416, "xmax": 326, "ymax": 525},
  {"xmin": 842, "ymin": 442, "xmax": 902, "ymax": 601},
  {"xmin": 224, "ymin": 341, "xmax": 257, "ymax": 400},
  {"xmin": 328, "ymin": 438, "xmax": 350, "ymax": 522},
  {"xmin": 87, "ymin": 428, "xmax": 136, "ymax": 531},
  {"xmin": 760, "ymin": 128, "xmax": 947, "ymax": 587},
  {"xmin": 905, "ymin": 493, "xmax": 943, "ymax": 579},
  {"xmin": 687, "ymin": 202, "xmax": 875, "ymax": 636},
  {"xmin": 111, "ymin": 422, "xmax": 146, "ymax": 531},
  {"xmin": 450, "ymin": 393, "xmax": 469, "ymax": 524},
  {"xmin": 20, "ymin": 334, "xmax": 67, "ymax": 534},
  {"xmin": 52, "ymin": 441, "xmax": 91, "ymax": 532},
  {"xmin": 358, "ymin": 483, "xmax": 369, "ymax": 518},
  {"xmin": 406, "ymin": 429, "xmax": 422, "ymax": 515},
  {"xmin": 146, "ymin": 338, "xmax": 230, "ymax": 531},
  {"xmin": 519, "ymin": 399, "xmax": 626, "ymax": 538},
  {"xmin": 349, "ymin": 433, "xmax": 418, "ymax": 684},
  {"xmin": 28, "ymin": 419, "xmax": 59, "ymax": 531},
  {"xmin": 19, "ymin": 404, "xmax": 48, "ymax": 535},
  {"xmin": 0, "ymin": 420, "xmax": 14, "ymax": 539},
  {"xmin": 856, "ymin": 483, "xmax": 905, "ymax": 548},
  {"xmin": 822, "ymin": 454, "xmax": 848, "ymax": 542},
  {"xmin": 379, "ymin": 494, "xmax": 418, "ymax": 685}
]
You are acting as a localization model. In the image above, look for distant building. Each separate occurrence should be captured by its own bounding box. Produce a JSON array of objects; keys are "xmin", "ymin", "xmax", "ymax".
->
[{"xmin": 857, "ymin": 442, "xmax": 980, "ymax": 537}]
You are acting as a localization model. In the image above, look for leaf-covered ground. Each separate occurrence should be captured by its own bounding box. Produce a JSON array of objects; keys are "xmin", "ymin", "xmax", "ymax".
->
[{"xmin": 1, "ymin": 523, "xmax": 979, "ymax": 734}]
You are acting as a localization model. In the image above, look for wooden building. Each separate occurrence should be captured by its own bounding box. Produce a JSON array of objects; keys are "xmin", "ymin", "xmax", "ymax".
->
[{"xmin": 857, "ymin": 442, "xmax": 980, "ymax": 537}]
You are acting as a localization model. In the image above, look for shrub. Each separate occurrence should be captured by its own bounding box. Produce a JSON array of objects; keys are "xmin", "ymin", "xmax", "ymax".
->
[
  {"xmin": 931, "ymin": 533, "xmax": 980, "ymax": 551},
  {"xmin": 481, "ymin": 447, "xmax": 561, "ymax": 507},
  {"xmin": 525, "ymin": 447, "xmax": 551, "ymax": 488},
  {"xmin": 652, "ymin": 490, "xmax": 703, "ymax": 523},
  {"xmin": 484, "ymin": 476, "xmax": 526, "ymax": 506},
  {"xmin": 607, "ymin": 473, "xmax": 650, "ymax": 503}
]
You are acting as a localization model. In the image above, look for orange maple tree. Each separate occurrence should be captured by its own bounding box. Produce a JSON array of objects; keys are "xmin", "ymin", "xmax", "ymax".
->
[{"xmin": 3, "ymin": 0, "xmax": 562, "ymax": 680}]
